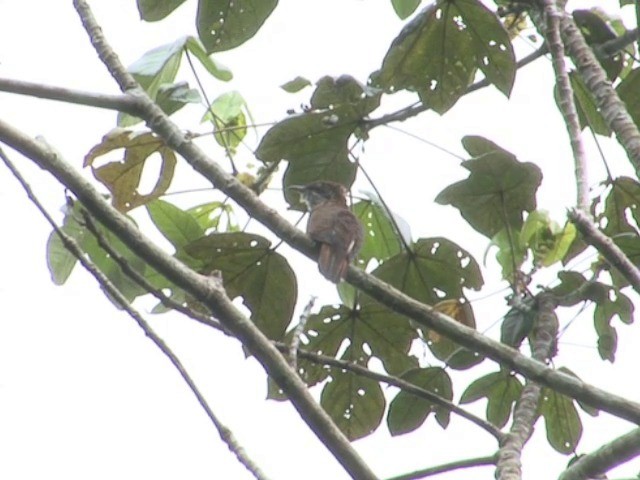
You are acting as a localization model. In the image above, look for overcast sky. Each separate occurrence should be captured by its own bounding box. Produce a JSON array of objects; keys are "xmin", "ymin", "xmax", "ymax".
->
[{"xmin": 1, "ymin": 1, "xmax": 639, "ymax": 479}]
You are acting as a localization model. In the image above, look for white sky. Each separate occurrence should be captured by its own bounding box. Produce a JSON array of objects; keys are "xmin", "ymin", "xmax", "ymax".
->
[{"xmin": 1, "ymin": 1, "xmax": 639, "ymax": 479}]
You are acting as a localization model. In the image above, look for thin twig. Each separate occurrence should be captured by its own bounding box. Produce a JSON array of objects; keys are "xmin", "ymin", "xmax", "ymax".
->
[
  {"xmin": 275, "ymin": 342, "xmax": 504, "ymax": 441},
  {"xmin": 569, "ymin": 208, "xmax": 640, "ymax": 295},
  {"xmin": 0, "ymin": 147, "xmax": 270, "ymax": 480},
  {"xmin": 385, "ymin": 454, "xmax": 496, "ymax": 480},
  {"xmin": 288, "ymin": 296, "xmax": 316, "ymax": 369}
]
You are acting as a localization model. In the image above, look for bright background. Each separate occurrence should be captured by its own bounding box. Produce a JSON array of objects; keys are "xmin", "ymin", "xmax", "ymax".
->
[{"xmin": 1, "ymin": 1, "xmax": 639, "ymax": 479}]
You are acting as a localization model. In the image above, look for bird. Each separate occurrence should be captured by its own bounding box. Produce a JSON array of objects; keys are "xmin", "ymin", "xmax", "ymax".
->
[{"xmin": 289, "ymin": 181, "xmax": 364, "ymax": 283}]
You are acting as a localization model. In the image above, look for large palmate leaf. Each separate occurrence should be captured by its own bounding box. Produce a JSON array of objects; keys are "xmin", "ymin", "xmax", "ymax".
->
[
  {"xmin": 436, "ymin": 136, "xmax": 542, "ymax": 238},
  {"xmin": 353, "ymin": 200, "xmax": 405, "ymax": 266},
  {"xmin": 84, "ymin": 129, "xmax": 177, "ymax": 212},
  {"xmin": 256, "ymin": 76, "xmax": 380, "ymax": 208},
  {"xmin": 196, "ymin": 0, "xmax": 278, "ymax": 53},
  {"xmin": 376, "ymin": 0, "xmax": 515, "ymax": 113},
  {"xmin": 387, "ymin": 367, "xmax": 453, "ymax": 435},
  {"xmin": 185, "ymin": 232, "xmax": 296, "ymax": 340},
  {"xmin": 460, "ymin": 370, "xmax": 523, "ymax": 428}
]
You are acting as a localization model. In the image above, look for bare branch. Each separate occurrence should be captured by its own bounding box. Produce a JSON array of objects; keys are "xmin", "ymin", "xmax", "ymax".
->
[
  {"xmin": 385, "ymin": 454, "xmax": 496, "ymax": 480},
  {"xmin": 0, "ymin": 147, "xmax": 270, "ymax": 480},
  {"xmin": 569, "ymin": 208, "xmax": 640, "ymax": 295},
  {"xmin": 496, "ymin": 293, "xmax": 559, "ymax": 479},
  {"xmin": 559, "ymin": 427, "xmax": 640, "ymax": 480},
  {"xmin": 0, "ymin": 77, "xmax": 140, "ymax": 114},
  {"xmin": 540, "ymin": 0, "xmax": 589, "ymax": 210},
  {"xmin": 288, "ymin": 296, "xmax": 316, "ymax": 369}
]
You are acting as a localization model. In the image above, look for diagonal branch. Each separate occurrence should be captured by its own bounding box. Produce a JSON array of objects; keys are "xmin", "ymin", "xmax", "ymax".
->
[
  {"xmin": 385, "ymin": 454, "xmax": 497, "ymax": 480},
  {"xmin": 558, "ymin": 427, "xmax": 640, "ymax": 480},
  {"xmin": 540, "ymin": 0, "xmax": 589, "ymax": 210},
  {"xmin": 0, "ymin": 147, "xmax": 270, "ymax": 480},
  {"xmin": 569, "ymin": 208, "xmax": 640, "ymax": 295}
]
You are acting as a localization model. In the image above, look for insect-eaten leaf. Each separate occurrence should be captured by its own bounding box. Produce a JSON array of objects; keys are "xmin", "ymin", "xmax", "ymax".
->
[
  {"xmin": 459, "ymin": 370, "xmax": 523, "ymax": 428},
  {"xmin": 375, "ymin": 0, "xmax": 515, "ymax": 113},
  {"xmin": 185, "ymin": 232, "xmax": 297, "ymax": 340},
  {"xmin": 196, "ymin": 0, "xmax": 277, "ymax": 53},
  {"xmin": 352, "ymin": 200, "xmax": 406, "ymax": 268},
  {"xmin": 119, "ymin": 36, "xmax": 231, "ymax": 126},
  {"xmin": 387, "ymin": 367, "xmax": 453, "ymax": 435},
  {"xmin": 321, "ymin": 369, "xmax": 386, "ymax": 441},
  {"xmin": 436, "ymin": 135, "xmax": 542, "ymax": 238},
  {"xmin": 84, "ymin": 129, "xmax": 177, "ymax": 212}
]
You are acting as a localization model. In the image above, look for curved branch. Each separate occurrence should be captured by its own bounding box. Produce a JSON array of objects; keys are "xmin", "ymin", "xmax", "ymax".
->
[
  {"xmin": 61, "ymin": 0, "xmax": 640, "ymax": 426},
  {"xmin": 559, "ymin": 427, "xmax": 640, "ymax": 480},
  {"xmin": 385, "ymin": 454, "xmax": 496, "ymax": 480}
]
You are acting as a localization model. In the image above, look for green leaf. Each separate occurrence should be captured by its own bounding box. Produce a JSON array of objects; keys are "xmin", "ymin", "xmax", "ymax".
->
[
  {"xmin": 119, "ymin": 36, "xmax": 231, "ymax": 126},
  {"xmin": 487, "ymin": 228, "xmax": 526, "ymax": 281},
  {"xmin": 372, "ymin": 237, "xmax": 484, "ymax": 369},
  {"xmin": 203, "ymin": 91, "xmax": 248, "ymax": 153},
  {"xmin": 146, "ymin": 199, "xmax": 204, "ymax": 250},
  {"xmin": 196, "ymin": 0, "xmax": 278, "ymax": 53},
  {"xmin": 540, "ymin": 388, "xmax": 583, "ymax": 454},
  {"xmin": 185, "ymin": 232, "xmax": 297, "ymax": 340},
  {"xmin": 573, "ymin": 9, "xmax": 623, "ymax": 81},
  {"xmin": 387, "ymin": 367, "xmax": 453, "ymax": 435},
  {"xmin": 520, "ymin": 210, "xmax": 576, "ymax": 267},
  {"xmin": 567, "ymin": 72, "xmax": 611, "ymax": 136},
  {"xmin": 187, "ymin": 201, "xmax": 238, "ymax": 232},
  {"xmin": 84, "ymin": 130, "xmax": 177, "ymax": 212},
  {"xmin": 155, "ymin": 82, "xmax": 201, "ymax": 117},
  {"xmin": 280, "ymin": 76, "xmax": 312, "ymax": 93},
  {"xmin": 602, "ymin": 177, "xmax": 640, "ymax": 236},
  {"xmin": 136, "ymin": 0, "xmax": 186, "ymax": 21},
  {"xmin": 353, "ymin": 200, "xmax": 404, "ymax": 266},
  {"xmin": 500, "ymin": 306, "xmax": 535, "ymax": 348},
  {"xmin": 46, "ymin": 206, "xmax": 88, "ymax": 285},
  {"xmin": 321, "ymin": 369, "xmax": 385, "ymax": 441},
  {"xmin": 436, "ymin": 135, "xmax": 542, "ymax": 238},
  {"xmin": 460, "ymin": 371, "xmax": 522, "ymax": 428},
  {"xmin": 594, "ymin": 288, "xmax": 634, "ymax": 361},
  {"xmin": 376, "ymin": 0, "xmax": 515, "ymax": 113},
  {"xmin": 391, "ymin": 0, "xmax": 421, "ymax": 19},
  {"xmin": 618, "ymin": 68, "xmax": 640, "ymax": 128}
]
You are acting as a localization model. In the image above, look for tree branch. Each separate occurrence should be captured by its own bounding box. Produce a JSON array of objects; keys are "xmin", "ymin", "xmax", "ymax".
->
[
  {"xmin": 559, "ymin": 427, "xmax": 640, "ymax": 480},
  {"xmin": 0, "ymin": 147, "xmax": 269, "ymax": 480},
  {"xmin": 385, "ymin": 454, "xmax": 496, "ymax": 480},
  {"xmin": 540, "ymin": 0, "xmax": 589, "ymax": 210},
  {"xmin": 0, "ymin": 77, "xmax": 141, "ymax": 114},
  {"xmin": 569, "ymin": 208, "xmax": 640, "ymax": 295},
  {"xmin": 496, "ymin": 293, "xmax": 559, "ymax": 479}
]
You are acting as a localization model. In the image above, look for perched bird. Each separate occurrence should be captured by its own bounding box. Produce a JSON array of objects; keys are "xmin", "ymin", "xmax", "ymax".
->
[{"xmin": 290, "ymin": 181, "xmax": 363, "ymax": 283}]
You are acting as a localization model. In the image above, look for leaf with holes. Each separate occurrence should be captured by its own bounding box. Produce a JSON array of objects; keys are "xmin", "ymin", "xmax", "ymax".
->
[
  {"xmin": 84, "ymin": 129, "xmax": 177, "ymax": 212},
  {"xmin": 540, "ymin": 388, "xmax": 583, "ymax": 454},
  {"xmin": 196, "ymin": 0, "xmax": 277, "ymax": 53},
  {"xmin": 310, "ymin": 75, "xmax": 381, "ymax": 118},
  {"xmin": 146, "ymin": 199, "xmax": 204, "ymax": 250},
  {"xmin": 376, "ymin": 0, "xmax": 514, "ymax": 113},
  {"xmin": 460, "ymin": 370, "xmax": 522, "ymax": 428},
  {"xmin": 372, "ymin": 237, "xmax": 483, "ymax": 369},
  {"xmin": 321, "ymin": 369, "xmax": 386, "ymax": 441},
  {"xmin": 436, "ymin": 136, "xmax": 542, "ymax": 238},
  {"xmin": 353, "ymin": 200, "xmax": 404, "ymax": 266},
  {"xmin": 136, "ymin": 0, "xmax": 186, "ymax": 21},
  {"xmin": 387, "ymin": 367, "xmax": 453, "ymax": 435},
  {"xmin": 187, "ymin": 201, "xmax": 238, "ymax": 232},
  {"xmin": 185, "ymin": 232, "xmax": 297, "ymax": 340}
]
